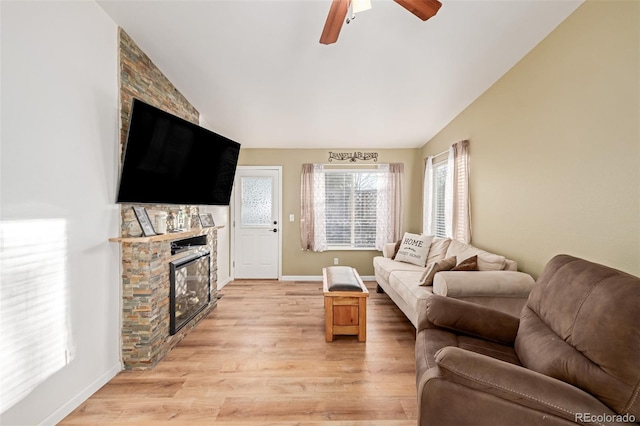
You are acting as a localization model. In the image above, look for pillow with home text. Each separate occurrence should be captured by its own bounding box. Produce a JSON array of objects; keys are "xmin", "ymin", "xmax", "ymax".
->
[{"xmin": 393, "ymin": 233, "xmax": 434, "ymax": 266}]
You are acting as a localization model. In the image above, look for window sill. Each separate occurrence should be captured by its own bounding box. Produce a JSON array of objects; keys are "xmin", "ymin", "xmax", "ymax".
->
[{"xmin": 326, "ymin": 246, "xmax": 379, "ymax": 251}]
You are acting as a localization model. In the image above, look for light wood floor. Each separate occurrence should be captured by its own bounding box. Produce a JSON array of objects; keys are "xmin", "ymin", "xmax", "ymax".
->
[{"xmin": 61, "ymin": 280, "xmax": 417, "ymax": 425}]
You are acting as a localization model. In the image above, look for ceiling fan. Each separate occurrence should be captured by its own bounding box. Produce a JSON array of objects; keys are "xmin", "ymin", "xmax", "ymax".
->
[{"xmin": 320, "ymin": 0, "xmax": 442, "ymax": 45}]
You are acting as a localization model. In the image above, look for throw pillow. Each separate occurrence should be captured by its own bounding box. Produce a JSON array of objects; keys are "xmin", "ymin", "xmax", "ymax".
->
[
  {"xmin": 476, "ymin": 253, "xmax": 507, "ymax": 271},
  {"xmin": 391, "ymin": 240, "xmax": 402, "ymax": 260},
  {"xmin": 420, "ymin": 256, "xmax": 457, "ymax": 286},
  {"xmin": 394, "ymin": 233, "xmax": 434, "ymax": 266},
  {"xmin": 452, "ymin": 255, "xmax": 478, "ymax": 271},
  {"xmin": 446, "ymin": 239, "xmax": 506, "ymax": 271},
  {"xmin": 425, "ymin": 237, "xmax": 452, "ymax": 265}
]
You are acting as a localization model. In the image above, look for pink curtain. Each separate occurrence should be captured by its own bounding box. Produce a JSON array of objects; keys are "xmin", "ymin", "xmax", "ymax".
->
[
  {"xmin": 450, "ymin": 140, "xmax": 471, "ymax": 243},
  {"xmin": 375, "ymin": 163, "xmax": 403, "ymax": 249},
  {"xmin": 300, "ymin": 164, "xmax": 326, "ymax": 251}
]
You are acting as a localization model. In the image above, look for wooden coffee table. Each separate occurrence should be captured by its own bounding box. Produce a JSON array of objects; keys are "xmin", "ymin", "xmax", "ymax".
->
[{"xmin": 322, "ymin": 266, "xmax": 369, "ymax": 342}]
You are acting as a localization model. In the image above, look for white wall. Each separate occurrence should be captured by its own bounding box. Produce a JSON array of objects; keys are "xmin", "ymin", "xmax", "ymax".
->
[
  {"xmin": 199, "ymin": 205, "xmax": 232, "ymax": 288},
  {"xmin": 198, "ymin": 117, "xmax": 232, "ymax": 287},
  {"xmin": 0, "ymin": 2, "xmax": 121, "ymax": 424}
]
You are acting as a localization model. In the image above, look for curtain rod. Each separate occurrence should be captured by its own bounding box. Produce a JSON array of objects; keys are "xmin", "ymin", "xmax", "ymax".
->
[
  {"xmin": 322, "ymin": 163, "xmax": 382, "ymax": 167},
  {"xmin": 432, "ymin": 149, "xmax": 450, "ymax": 158}
]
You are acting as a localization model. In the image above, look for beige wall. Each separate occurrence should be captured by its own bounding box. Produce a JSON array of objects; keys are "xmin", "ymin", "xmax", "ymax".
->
[
  {"xmin": 422, "ymin": 0, "xmax": 639, "ymax": 278},
  {"xmin": 238, "ymin": 149, "xmax": 423, "ymax": 276}
]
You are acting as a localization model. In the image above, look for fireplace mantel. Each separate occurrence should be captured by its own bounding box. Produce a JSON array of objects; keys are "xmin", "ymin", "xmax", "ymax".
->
[
  {"xmin": 110, "ymin": 227, "xmax": 222, "ymax": 369},
  {"xmin": 109, "ymin": 226, "xmax": 222, "ymax": 243}
]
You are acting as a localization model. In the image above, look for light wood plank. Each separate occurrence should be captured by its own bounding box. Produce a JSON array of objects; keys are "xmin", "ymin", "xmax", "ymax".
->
[{"xmin": 61, "ymin": 280, "xmax": 416, "ymax": 424}]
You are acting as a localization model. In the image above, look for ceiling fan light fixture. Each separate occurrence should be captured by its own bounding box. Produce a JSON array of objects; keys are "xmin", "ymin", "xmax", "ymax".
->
[{"xmin": 352, "ymin": 0, "xmax": 372, "ymax": 14}]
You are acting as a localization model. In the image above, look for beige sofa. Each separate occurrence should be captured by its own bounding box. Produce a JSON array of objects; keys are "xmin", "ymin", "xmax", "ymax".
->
[{"xmin": 373, "ymin": 237, "xmax": 535, "ymax": 327}]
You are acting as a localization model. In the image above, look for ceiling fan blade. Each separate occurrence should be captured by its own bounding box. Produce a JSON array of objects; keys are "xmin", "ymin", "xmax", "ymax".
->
[
  {"xmin": 393, "ymin": 0, "xmax": 442, "ymax": 21},
  {"xmin": 320, "ymin": 0, "xmax": 350, "ymax": 45}
]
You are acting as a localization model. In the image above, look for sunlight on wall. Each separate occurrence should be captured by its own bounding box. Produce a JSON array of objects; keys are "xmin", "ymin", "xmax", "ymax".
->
[{"xmin": 0, "ymin": 219, "xmax": 73, "ymax": 413}]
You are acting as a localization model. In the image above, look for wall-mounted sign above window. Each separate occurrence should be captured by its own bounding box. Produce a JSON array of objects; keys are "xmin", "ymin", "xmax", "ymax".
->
[{"xmin": 328, "ymin": 152, "xmax": 378, "ymax": 162}]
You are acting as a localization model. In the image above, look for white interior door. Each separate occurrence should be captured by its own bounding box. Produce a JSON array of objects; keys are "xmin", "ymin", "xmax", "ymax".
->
[{"xmin": 233, "ymin": 167, "xmax": 281, "ymax": 279}]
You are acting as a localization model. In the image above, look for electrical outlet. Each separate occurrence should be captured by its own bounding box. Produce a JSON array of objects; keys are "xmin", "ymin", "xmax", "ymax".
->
[
  {"xmin": 333, "ymin": 258, "xmax": 339, "ymax": 265},
  {"xmin": 289, "ymin": 214, "xmax": 295, "ymax": 222}
]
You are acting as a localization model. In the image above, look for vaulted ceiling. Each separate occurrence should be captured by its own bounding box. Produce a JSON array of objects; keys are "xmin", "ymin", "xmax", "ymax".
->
[{"xmin": 98, "ymin": 0, "xmax": 582, "ymax": 149}]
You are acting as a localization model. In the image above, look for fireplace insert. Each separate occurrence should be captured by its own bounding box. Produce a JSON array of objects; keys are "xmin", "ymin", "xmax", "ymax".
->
[{"xmin": 169, "ymin": 249, "xmax": 211, "ymax": 335}]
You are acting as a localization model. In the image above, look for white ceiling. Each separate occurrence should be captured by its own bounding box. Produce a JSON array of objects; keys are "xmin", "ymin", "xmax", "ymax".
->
[{"xmin": 98, "ymin": 0, "xmax": 582, "ymax": 149}]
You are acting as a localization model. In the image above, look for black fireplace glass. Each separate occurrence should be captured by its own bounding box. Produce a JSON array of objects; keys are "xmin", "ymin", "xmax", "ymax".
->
[{"xmin": 169, "ymin": 250, "xmax": 211, "ymax": 335}]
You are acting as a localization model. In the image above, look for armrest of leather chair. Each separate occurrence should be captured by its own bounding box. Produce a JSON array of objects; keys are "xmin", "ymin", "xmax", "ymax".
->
[
  {"xmin": 433, "ymin": 271, "xmax": 535, "ymax": 298},
  {"xmin": 419, "ymin": 295, "xmax": 519, "ymax": 345},
  {"xmin": 427, "ymin": 347, "xmax": 618, "ymax": 424}
]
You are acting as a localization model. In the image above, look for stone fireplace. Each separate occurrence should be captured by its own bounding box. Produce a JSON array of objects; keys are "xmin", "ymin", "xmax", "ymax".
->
[{"xmin": 110, "ymin": 227, "xmax": 218, "ymax": 369}]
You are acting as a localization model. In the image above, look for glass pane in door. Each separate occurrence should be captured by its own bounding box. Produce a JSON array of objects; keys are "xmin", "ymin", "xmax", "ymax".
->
[{"xmin": 240, "ymin": 176, "xmax": 273, "ymax": 226}]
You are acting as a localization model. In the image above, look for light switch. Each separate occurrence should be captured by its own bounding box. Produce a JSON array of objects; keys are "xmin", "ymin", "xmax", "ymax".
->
[{"xmin": 289, "ymin": 214, "xmax": 295, "ymax": 222}]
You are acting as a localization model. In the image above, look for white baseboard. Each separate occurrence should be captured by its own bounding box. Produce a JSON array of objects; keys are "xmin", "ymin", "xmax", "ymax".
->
[
  {"xmin": 217, "ymin": 276, "xmax": 232, "ymax": 290},
  {"xmin": 280, "ymin": 275, "xmax": 375, "ymax": 282},
  {"xmin": 280, "ymin": 275, "xmax": 322, "ymax": 281},
  {"xmin": 40, "ymin": 362, "xmax": 122, "ymax": 426}
]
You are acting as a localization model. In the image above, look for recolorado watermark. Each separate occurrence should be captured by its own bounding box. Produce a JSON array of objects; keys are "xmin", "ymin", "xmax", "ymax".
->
[{"xmin": 575, "ymin": 413, "xmax": 636, "ymax": 424}]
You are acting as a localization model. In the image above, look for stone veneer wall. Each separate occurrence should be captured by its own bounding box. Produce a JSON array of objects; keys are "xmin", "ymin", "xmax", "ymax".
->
[
  {"xmin": 121, "ymin": 229, "xmax": 218, "ymax": 369},
  {"xmin": 117, "ymin": 28, "xmax": 216, "ymax": 369},
  {"xmin": 119, "ymin": 28, "xmax": 200, "ymax": 237}
]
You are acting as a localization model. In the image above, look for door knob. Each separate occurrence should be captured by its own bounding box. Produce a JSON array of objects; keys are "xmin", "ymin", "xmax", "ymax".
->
[{"xmin": 272, "ymin": 229, "xmax": 278, "ymax": 233}]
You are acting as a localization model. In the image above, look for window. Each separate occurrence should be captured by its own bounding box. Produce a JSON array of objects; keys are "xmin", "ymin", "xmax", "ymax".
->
[
  {"xmin": 423, "ymin": 140, "xmax": 471, "ymax": 243},
  {"xmin": 324, "ymin": 170, "xmax": 378, "ymax": 249},
  {"xmin": 300, "ymin": 163, "xmax": 403, "ymax": 252},
  {"xmin": 431, "ymin": 160, "xmax": 448, "ymax": 238}
]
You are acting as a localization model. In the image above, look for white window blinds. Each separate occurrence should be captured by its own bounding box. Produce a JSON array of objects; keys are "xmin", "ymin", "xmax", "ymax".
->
[
  {"xmin": 325, "ymin": 170, "xmax": 378, "ymax": 249},
  {"xmin": 432, "ymin": 161, "xmax": 448, "ymax": 238}
]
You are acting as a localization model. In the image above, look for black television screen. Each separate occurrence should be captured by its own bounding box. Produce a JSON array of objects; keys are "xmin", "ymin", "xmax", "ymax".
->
[{"xmin": 117, "ymin": 99, "xmax": 241, "ymax": 205}]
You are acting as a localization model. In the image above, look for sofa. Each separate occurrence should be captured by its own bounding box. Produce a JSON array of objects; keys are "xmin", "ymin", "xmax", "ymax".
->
[
  {"xmin": 373, "ymin": 235, "xmax": 535, "ymax": 327},
  {"xmin": 415, "ymin": 254, "xmax": 640, "ymax": 426}
]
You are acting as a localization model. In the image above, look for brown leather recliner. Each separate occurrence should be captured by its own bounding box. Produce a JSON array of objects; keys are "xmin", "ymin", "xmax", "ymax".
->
[{"xmin": 415, "ymin": 254, "xmax": 640, "ymax": 426}]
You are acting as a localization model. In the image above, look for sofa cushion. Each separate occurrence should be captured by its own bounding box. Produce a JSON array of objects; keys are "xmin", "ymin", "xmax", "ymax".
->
[
  {"xmin": 420, "ymin": 256, "xmax": 457, "ymax": 286},
  {"xmin": 388, "ymin": 270, "xmax": 435, "ymax": 318},
  {"xmin": 373, "ymin": 256, "xmax": 426, "ymax": 283},
  {"xmin": 452, "ymin": 255, "xmax": 478, "ymax": 271},
  {"xmin": 426, "ymin": 237, "xmax": 451, "ymax": 265},
  {"xmin": 394, "ymin": 233, "xmax": 434, "ymax": 266},
  {"xmin": 446, "ymin": 239, "xmax": 506, "ymax": 271}
]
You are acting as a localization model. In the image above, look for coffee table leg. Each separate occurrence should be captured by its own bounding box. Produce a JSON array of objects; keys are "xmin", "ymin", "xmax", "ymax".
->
[
  {"xmin": 324, "ymin": 297, "xmax": 333, "ymax": 342},
  {"xmin": 358, "ymin": 297, "xmax": 366, "ymax": 342}
]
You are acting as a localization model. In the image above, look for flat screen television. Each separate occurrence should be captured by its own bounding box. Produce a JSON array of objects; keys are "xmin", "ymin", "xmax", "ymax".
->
[{"xmin": 116, "ymin": 99, "xmax": 241, "ymax": 205}]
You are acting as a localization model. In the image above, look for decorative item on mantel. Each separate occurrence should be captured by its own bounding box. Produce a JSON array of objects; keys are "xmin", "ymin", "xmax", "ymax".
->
[
  {"xmin": 166, "ymin": 210, "xmax": 176, "ymax": 233},
  {"xmin": 328, "ymin": 151, "xmax": 378, "ymax": 162},
  {"xmin": 184, "ymin": 207, "xmax": 192, "ymax": 230},
  {"xmin": 190, "ymin": 207, "xmax": 200, "ymax": 229},
  {"xmin": 154, "ymin": 211, "xmax": 168, "ymax": 234},
  {"xmin": 177, "ymin": 206, "xmax": 186, "ymax": 230},
  {"xmin": 119, "ymin": 205, "xmax": 202, "ymax": 238},
  {"xmin": 132, "ymin": 206, "xmax": 156, "ymax": 237},
  {"xmin": 199, "ymin": 213, "xmax": 215, "ymax": 228}
]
